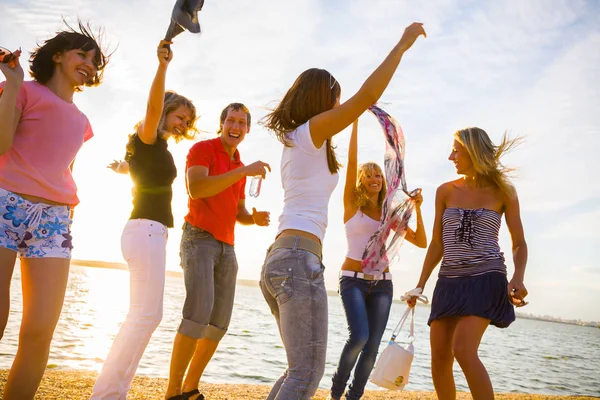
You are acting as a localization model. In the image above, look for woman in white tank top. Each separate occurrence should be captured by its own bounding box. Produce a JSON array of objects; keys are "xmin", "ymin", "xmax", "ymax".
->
[
  {"xmin": 260, "ymin": 23, "xmax": 427, "ymax": 400},
  {"xmin": 328, "ymin": 120, "xmax": 427, "ymax": 400}
]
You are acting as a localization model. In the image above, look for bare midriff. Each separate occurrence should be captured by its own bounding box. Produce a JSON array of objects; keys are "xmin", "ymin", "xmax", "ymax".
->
[
  {"xmin": 341, "ymin": 257, "xmax": 390, "ymax": 273},
  {"xmin": 16, "ymin": 192, "xmax": 69, "ymax": 206},
  {"xmin": 277, "ymin": 229, "xmax": 390, "ymax": 274},
  {"xmin": 276, "ymin": 229, "xmax": 321, "ymax": 245}
]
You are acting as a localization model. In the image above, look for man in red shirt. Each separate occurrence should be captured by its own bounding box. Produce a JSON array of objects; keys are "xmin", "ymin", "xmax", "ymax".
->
[{"xmin": 165, "ymin": 103, "xmax": 270, "ymax": 400}]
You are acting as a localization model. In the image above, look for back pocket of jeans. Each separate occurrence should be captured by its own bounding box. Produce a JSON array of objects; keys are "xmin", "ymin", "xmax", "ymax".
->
[
  {"xmin": 269, "ymin": 275, "xmax": 294, "ymax": 306},
  {"xmin": 147, "ymin": 222, "xmax": 167, "ymax": 237}
]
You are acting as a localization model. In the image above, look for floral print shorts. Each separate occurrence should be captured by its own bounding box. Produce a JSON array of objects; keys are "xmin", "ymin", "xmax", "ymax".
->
[{"xmin": 0, "ymin": 188, "xmax": 73, "ymax": 259}]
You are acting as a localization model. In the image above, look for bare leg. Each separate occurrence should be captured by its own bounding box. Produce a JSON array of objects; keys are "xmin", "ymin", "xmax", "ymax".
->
[
  {"xmin": 430, "ymin": 317, "xmax": 460, "ymax": 400},
  {"xmin": 182, "ymin": 337, "xmax": 219, "ymax": 398},
  {"xmin": 164, "ymin": 332, "xmax": 198, "ymax": 399},
  {"xmin": 0, "ymin": 247, "xmax": 17, "ymax": 340},
  {"xmin": 3, "ymin": 257, "xmax": 70, "ymax": 400},
  {"xmin": 453, "ymin": 315, "xmax": 493, "ymax": 400}
]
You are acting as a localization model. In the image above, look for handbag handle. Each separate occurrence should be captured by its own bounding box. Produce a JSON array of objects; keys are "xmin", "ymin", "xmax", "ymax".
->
[
  {"xmin": 390, "ymin": 306, "xmax": 414, "ymax": 343},
  {"xmin": 390, "ymin": 288, "xmax": 429, "ymax": 343}
]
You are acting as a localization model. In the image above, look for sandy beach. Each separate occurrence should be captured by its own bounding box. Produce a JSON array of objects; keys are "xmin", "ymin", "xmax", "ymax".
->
[{"xmin": 0, "ymin": 370, "xmax": 595, "ymax": 400}]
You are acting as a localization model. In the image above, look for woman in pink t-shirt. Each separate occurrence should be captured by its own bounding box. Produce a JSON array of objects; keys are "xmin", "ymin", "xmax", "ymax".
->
[{"xmin": 0, "ymin": 22, "xmax": 109, "ymax": 399}]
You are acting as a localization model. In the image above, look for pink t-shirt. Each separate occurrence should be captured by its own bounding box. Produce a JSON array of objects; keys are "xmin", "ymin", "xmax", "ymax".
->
[{"xmin": 0, "ymin": 81, "xmax": 93, "ymax": 205}]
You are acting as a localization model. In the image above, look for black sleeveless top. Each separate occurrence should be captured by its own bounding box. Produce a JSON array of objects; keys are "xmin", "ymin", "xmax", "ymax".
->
[{"xmin": 125, "ymin": 134, "xmax": 177, "ymax": 227}]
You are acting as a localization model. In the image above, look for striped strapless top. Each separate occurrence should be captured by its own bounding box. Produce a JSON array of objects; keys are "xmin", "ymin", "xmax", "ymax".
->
[{"xmin": 440, "ymin": 207, "xmax": 506, "ymax": 278}]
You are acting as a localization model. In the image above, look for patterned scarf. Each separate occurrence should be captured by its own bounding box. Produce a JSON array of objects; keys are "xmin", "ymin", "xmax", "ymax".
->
[{"xmin": 361, "ymin": 105, "xmax": 418, "ymax": 275}]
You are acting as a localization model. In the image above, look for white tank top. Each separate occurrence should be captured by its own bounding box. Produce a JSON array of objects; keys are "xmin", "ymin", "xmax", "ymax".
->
[
  {"xmin": 345, "ymin": 211, "xmax": 380, "ymax": 261},
  {"xmin": 277, "ymin": 121, "xmax": 339, "ymax": 242}
]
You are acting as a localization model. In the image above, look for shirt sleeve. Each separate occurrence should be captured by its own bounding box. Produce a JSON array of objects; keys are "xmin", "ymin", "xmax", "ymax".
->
[
  {"xmin": 239, "ymin": 175, "xmax": 247, "ymax": 200},
  {"xmin": 0, "ymin": 81, "xmax": 28, "ymax": 112},
  {"xmin": 293, "ymin": 121, "xmax": 320, "ymax": 155},
  {"xmin": 83, "ymin": 117, "xmax": 94, "ymax": 142},
  {"xmin": 186, "ymin": 141, "xmax": 213, "ymax": 170}
]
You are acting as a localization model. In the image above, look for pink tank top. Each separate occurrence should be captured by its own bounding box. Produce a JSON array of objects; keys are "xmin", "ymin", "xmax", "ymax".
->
[{"xmin": 345, "ymin": 211, "xmax": 380, "ymax": 261}]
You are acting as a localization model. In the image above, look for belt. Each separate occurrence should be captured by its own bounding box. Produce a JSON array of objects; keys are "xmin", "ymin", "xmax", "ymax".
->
[
  {"xmin": 340, "ymin": 270, "xmax": 393, "ymax": 281},
  {"xmin": 269, "ymin": 236, "xmax": 322, "ymax": 261}
]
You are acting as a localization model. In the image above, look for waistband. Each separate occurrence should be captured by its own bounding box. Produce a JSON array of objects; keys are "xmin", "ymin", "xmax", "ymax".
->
[
  {"xmin": 340, "ymin": 270, "xmax": 393, "ymax": 281},
  {"xmin": 0, "ymin": 187, "xmax": 70, "ymax": 208},
  {"xmin": 269, "ymin": 235, "xmax": 322, "ymax": 262},
  {"xmin": 439, "ymin": 257, "xmax": 506, "ymax": 278}
]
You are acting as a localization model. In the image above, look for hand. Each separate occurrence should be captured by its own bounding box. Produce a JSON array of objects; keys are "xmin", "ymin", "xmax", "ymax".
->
[
  {"xmin": 407, "ymin": 296, "xmax": 418, "ymax": 308},
  {"xmin": 398, "ymin": 22, "xmax": 426, "ymax": 53},
  {"xmin": 411, "ymin": 188, "xmax": 423, "ymax": 209},
  {"xmin": 252, "ymin": 207, "xmax": 270, "ymax": 226},
  {"xmin": 0, "ymin": 49, "xmax": 24, "ymax": 84},
  {"xmin": 508, "ymin": 277, "xmax": 528, "ymax": 307},
  {"xmin": 244, "ymin": 161, "xmax": 271, "ymax": 178},
  {"xmin": 107, "ymin": 160, "xmax": 121, "ymax": 172},
  {"xmin": 406, "ymin": 285, "xmax": 425, "ymax": 308},
  {"xmin": 157, "ymin": 40, "xmax": 173, "ymax": 65}
]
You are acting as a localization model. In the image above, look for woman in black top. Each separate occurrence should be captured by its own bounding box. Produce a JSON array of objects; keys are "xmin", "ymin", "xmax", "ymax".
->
[{"xmin": 91, "ymin": 40, "xmax": 198, "ymax": 399}]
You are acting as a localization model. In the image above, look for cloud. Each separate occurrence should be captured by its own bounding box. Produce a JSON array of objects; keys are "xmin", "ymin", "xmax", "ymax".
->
[
  {"xmin": 542, "ymin": 208, "xmax": 600, "ymax": 239},
  {"xmin": 2, "ymin": 0, "xmax": 599, "ymax": 322}
]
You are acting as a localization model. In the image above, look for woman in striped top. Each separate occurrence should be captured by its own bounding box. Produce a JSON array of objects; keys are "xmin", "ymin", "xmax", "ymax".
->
[{"xmin": 410, "ymin": 127, "xmax": 528, "ymax": 400}]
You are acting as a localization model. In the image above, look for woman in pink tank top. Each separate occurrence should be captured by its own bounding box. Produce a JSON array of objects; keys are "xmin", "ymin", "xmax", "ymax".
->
[
  {"xmin": 327, "ymin": 120, "xmax": 427, "ymax": 400},
  {"xmin": 0, "ymin": 21, "xmax": 109, "ymax": 399}
]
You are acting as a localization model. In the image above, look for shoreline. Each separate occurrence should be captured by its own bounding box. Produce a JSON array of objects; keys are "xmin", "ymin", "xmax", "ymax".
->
[
  {"xmin": 0, "ymin": 370, "xmax": 595, "ymax": 399},
  {"xmin": 70, "ymin": 260, "xmax": 600, "ymax": 327}
]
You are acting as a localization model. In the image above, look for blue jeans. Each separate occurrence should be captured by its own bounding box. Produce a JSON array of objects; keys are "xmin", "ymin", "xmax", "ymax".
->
[
  {"xmin": 331, "ymin": 276, "xmax": 393, "ymax": 400},
  {"xmin": 178, "ymin": 222, "xmax": 238, "ymax": 341},
  {"xmin": 260, "ymin": 243, "xmax": 328, "ymax": 400}
]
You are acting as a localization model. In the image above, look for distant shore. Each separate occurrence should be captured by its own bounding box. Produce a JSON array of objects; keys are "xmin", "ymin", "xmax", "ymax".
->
[
  {"xmin": 70, "ymin": 259, "xmax": 600, "ymax": 327},
  {"xmin": 0, "ymin": 370, "xmax": 595, "ymax": 400}
]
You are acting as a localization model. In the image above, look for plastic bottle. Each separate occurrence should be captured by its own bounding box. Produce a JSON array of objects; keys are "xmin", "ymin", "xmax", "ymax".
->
[{"xmin": 249, "ymin": 176, "xmax": 262, "ymax": 197}]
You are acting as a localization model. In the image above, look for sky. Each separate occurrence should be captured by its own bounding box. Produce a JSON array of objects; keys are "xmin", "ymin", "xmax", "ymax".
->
[{"xmin": 1, "ymin": 0, "xmax": 599, "ymax": 322}]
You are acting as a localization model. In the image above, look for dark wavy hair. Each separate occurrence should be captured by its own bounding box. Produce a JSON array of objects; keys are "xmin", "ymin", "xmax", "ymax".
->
[
  {"xmin": 217, "ymin": 103, "xmax": 251, "ymax": 134},
  {"xmin": 261, "ymin": 68, "xmax": 342, "ymax": 174},
  {"xmin": 29, "ymin": 20, "xmax": 110, "ymax": 91}
]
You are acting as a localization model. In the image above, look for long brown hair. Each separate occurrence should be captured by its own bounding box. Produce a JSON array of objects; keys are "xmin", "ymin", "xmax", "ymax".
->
[
  {"xmin": 454, "ymin": 127, "xmax": 523, "ymax": 197},
  {"xmin": 125, "ymin": 91, "xmax": 198, "ymax": 159},
  {"xmin": 262, "ymin": 68, "xmax": 342, "ymax": 174}
]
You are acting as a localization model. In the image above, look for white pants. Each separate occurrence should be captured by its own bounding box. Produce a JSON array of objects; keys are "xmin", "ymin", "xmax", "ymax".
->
[{"xmin": 91, "ymin": 219, "xmax": 168, "ymax": 399}]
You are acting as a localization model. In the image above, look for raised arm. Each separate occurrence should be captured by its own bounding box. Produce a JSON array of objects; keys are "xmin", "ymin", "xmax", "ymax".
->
[
  {"xmin": 138, "ymin": 40, "xmax": 172, "ymax": 145},
  {"xmin": 504, "ymin": 190, "xmax": 528, "ymax": 303},
  {"xmin": 403, "ymin": 190, "xmax": 427, "ymax": 248},
  {"xmin": 309, "ymin": 23, "xmax": 425, "ymax": 148},
  {"xmin": 0, "ymin": 52, "xmax": 24, "ymax": 156},
  {"xmin": 343, "ymin": 120, "xmax": 359, "ymax": 222}
]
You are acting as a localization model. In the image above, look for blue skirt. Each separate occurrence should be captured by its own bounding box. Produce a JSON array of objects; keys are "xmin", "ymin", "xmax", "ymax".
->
[{"xmin": 428, "ymin": 271, "xmax": 515, "ymax": 328}]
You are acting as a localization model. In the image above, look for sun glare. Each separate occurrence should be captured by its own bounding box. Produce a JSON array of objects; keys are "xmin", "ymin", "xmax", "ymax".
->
[{"xmin": 58, "ymin": 267, "xmax": 130, "ymax": 370}]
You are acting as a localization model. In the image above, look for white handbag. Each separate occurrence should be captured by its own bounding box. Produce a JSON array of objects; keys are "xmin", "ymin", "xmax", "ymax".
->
[{"xmin": 370, "ymin": 289, "xmax": 427, "ymax": 391}]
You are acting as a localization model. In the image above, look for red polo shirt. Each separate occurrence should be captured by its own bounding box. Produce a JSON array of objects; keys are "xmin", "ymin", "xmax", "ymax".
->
[{"xmin": 184, "ymin": 137, "xmax": 246, "ymax": 245}]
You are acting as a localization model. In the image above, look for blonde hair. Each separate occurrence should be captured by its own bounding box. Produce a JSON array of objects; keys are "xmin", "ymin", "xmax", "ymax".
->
[
  {"xmin": 355, "ymin": 162, "xmax": 387, "ymax": 208},
  {"xmin": 454, "ymin": 127, "xmax": 523, "ymax": 197},
  {"xmin": 126, "ymin": 91, "xmax": 199, "ymax": 157}
]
